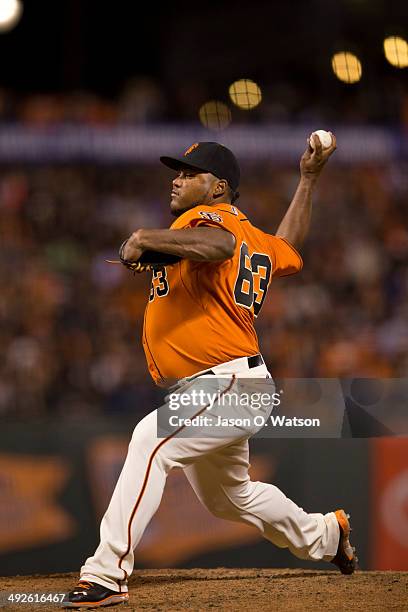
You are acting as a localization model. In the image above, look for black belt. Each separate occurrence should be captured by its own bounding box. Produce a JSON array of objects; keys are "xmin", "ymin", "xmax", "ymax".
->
[{"xmin": 198, "ymin": 354, "xmax": 264, "ymax": 377}]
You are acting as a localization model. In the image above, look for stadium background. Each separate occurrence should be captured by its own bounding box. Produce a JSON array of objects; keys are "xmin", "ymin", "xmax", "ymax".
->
[{"xmin": 0, "ymin": 0, "xmax": 407, "ymax": 577}]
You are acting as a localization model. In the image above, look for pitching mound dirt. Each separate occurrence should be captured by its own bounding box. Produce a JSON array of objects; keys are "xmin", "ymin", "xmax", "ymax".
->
[{"xmin": 0, "ymin": 569, "xmax": 407, "ymax": 611}]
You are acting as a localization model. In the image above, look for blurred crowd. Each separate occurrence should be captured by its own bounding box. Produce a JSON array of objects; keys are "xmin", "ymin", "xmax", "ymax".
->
[{"xmin": 0, "ymin": 158, "xmax": 407, "ymax": 419}]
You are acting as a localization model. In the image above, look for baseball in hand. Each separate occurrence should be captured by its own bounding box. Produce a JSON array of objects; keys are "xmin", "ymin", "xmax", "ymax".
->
[{"xmin": 309, "ymin": 130, "xmax": 333, "ymax": 149}]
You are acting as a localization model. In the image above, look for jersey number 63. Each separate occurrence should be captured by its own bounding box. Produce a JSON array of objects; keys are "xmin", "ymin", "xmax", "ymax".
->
[{"xmin": 234, "ymin": 242, "xmax": 272, "ymax": 316}]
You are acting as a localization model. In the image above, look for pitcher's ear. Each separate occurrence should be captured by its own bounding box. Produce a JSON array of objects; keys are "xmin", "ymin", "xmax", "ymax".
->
[{"xmin": 214, "ymin": 179, "xmax": 227, "ymax": 196}]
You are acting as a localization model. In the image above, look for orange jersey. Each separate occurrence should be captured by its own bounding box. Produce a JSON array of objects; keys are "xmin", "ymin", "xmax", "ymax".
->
[{"xmin": 142, "ymin": 203, "xmax": 303, "ymax": 384}]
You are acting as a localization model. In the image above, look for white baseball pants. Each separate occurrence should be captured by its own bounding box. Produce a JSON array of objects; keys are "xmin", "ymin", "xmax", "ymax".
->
[{"xmin": 81, "ymin": 356, "xmax": 340, "ymax": 593}]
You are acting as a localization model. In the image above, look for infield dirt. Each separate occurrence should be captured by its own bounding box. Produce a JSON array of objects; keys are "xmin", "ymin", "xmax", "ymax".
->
[{"xmin": 0, "ymin": 569, "xmax": 407, "ymax": 611}]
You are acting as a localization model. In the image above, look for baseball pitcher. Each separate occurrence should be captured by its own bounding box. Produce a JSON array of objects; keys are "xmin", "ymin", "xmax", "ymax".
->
[{"xmin": 66, "ymin": 135, "xmax": 356, "ymax": 608}]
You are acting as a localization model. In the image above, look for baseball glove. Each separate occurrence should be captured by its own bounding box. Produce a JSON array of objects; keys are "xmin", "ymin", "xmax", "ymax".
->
[{"xmin": 106, "ymin": 239, "xmax": 181, "ymax": 274}]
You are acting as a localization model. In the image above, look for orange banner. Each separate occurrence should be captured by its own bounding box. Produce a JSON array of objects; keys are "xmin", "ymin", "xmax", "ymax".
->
[
  {"xmin": 371, "ymin": 438, "xmax": 408, "ymax": 569},
  {"xmin": 0, "ymin": 453, "xmax": 74, "ymax": 553}
]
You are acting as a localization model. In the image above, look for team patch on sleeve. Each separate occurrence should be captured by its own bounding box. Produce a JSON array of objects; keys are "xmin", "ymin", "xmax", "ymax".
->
[{"xmin": 198, "ymin": 211, "xmax": 223, "ymax": 223}]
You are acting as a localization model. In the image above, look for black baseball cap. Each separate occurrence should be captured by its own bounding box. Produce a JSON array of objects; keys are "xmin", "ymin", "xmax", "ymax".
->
[{"xmin": 160, "ymin": 142, "xmax": 240, "ymax": 192}]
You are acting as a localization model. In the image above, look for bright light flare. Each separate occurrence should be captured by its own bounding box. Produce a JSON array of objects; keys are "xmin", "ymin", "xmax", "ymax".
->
[
  {"xmin": 331, "ymin": 52, "xmax": 362, "ymax": 83},
  {"xmin": 199, "ymin": 101, "xmax": 232, "ymax": 131},
  {"xmin": 229, "ymin": 79, "xmax": 262, "ymax": 110},
  {"xmin": 383, "ymin": 36, "xmax": 408, "ymax": 68},
  {"xmin": 0, "ymin": 0, "xmax": 23, "ymax": 33}
]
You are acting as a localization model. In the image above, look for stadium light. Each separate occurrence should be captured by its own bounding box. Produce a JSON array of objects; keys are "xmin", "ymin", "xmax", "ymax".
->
[
  {"xmin": 0, "ymin": 0, "xmax": 23, "ymax": 33},
  {"xmin": 229, "ymin": 79, "xmax": 262, "ymax": 110},
  {"xmin": 383, "ymin": 36, "xmax": 408, "ymax": 68},
  {"xmin": 199, "ymin": 101, "xmax": 232, "ymax": 131},
  {"xmin": 331, "ymin": 52, "xmax": 362, "ymax": 84}
]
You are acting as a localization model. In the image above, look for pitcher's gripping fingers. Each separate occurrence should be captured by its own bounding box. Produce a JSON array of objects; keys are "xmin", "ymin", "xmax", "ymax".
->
[{"xmin": 300, "ymin": 132, "xmax": 337, "ymax": 181}]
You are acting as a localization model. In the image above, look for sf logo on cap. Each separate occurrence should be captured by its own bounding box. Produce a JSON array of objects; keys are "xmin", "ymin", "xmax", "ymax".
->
[{"xmin": 184, "ymin": 143, "xmax": 199, "ymax": 156}]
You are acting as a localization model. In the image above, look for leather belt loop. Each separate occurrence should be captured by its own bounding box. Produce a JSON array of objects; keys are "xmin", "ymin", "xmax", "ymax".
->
[{"xmin": 247, "ymin": 354, "xmax": 263, "ymax": 369}]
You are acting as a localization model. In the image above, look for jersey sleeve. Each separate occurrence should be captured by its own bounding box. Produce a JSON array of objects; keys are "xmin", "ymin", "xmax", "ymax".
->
[
  {"xmin": 170, "ymin": 206, "xmax": 240, "ymax": 240},
  {"xmin": 267, "ymin": 235, "xmax": 303, "ymax": 277}
]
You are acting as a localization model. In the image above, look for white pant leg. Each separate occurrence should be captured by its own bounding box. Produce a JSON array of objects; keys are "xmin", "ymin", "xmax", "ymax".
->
[
  {"xmin": 81, "ymin": 363, "xmax": 339, "ymax": 592},
  {"xmin": 80, "ymin": 406, "xmax": 252, "ymax": 592},
  {"xmin": 184, "ymin": 438, "xmax": 339, "ymax": 562}
]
